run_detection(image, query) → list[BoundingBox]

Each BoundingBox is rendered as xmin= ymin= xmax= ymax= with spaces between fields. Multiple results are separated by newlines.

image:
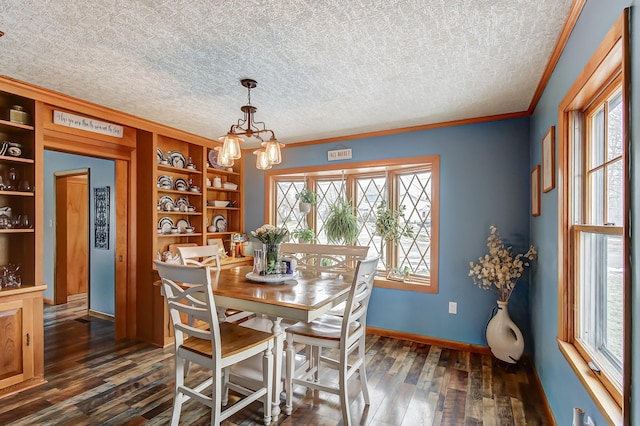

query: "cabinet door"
xmin=0 ymin=299 xmax=33 ymax=389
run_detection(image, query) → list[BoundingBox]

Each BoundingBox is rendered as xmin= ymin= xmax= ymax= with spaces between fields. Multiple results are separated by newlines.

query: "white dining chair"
xmin=177 ymin=245 xmax=253 ymax=324
xmin=284 ymin=256 xmax=378 ymax=425
xmin=177 ymin=244 xmax=221 ymax=267
xmin=154 ymin=261 xmax=275 ymax=426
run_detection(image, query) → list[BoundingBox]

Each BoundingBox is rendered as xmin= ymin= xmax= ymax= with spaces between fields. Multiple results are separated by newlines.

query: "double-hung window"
xmin=267 ymin=156 xmax=439 ymax=293
xmin=557 ymin=12 xmax=629 ymax=424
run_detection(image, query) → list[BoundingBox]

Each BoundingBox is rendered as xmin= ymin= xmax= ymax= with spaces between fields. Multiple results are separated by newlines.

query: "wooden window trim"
xmin=265 ymin=155 xmax=439 ymax=293
xmin=556 ymin=10 xmax=630 ymax=424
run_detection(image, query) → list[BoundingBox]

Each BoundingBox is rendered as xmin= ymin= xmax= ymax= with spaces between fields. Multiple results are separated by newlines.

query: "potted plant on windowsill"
xmin=375 ymin=200 xmax=414 ymax=275
xmin=325 ymin=198 xmax=359 ymax=245
xmin=291 ymin=227 xmax=316 ymax=243
xmin=296 ymin=188 xmax=317 ymax=214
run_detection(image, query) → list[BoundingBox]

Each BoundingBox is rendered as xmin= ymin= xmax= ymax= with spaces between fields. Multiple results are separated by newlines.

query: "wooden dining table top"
xmin=209 ymin=266 xmax=354 ymax=322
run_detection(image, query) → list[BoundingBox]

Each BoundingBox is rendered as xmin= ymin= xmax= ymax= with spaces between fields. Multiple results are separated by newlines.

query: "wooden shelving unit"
xmin=0 ymin=91 xmax=45 ymax=396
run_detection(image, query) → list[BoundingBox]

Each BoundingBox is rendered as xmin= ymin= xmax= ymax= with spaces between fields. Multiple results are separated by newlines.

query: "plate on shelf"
xmin=157 ymin=216 xmax=174 ymax=234
xmin=245 ymin=272 xmax=297 ymax=285
xmin=212 ymin=214 xmax=227 ymax=232
xmin=159 ymin=195 xmax=174 ymax=211
xmin=176 ymin=219 xmax=191 ymax=233
xmin=156 ymin=148 xmax=165 ymax=164
xmin=175 ymin=197 xmax=190 ymax=209
xmin=157 ymin=175 xmax=172 ymax=188
xmin=208 ymin=148 xmax=229 ymax=170
xmin=168 ymin=151 xmax=186 ymax=169
xmin=174 ymin=177 xmax=189 ymax=191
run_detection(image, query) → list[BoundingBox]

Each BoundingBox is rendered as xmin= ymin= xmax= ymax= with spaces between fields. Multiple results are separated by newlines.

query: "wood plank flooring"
xmin=1 ymin=298 xmax=553 ymax=425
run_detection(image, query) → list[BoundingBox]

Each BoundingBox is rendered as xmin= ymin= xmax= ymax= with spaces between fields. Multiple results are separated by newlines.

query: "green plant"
xmin=375 ymin=200 xmax=414 ymax=243
xmin=325 ymin=199 xmax=359 ymax=244
xmin=295 ymin=188 xmax=317 ymax=205
xmin=291 ymin=227 xmax=316 ymax=243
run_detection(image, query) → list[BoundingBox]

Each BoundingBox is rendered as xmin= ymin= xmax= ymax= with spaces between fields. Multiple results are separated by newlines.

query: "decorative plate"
xmin=157 ymin=216 xmax=174 ymax=233
xmin=245 ymin=272 xmax=297 ymax=285
xmin=168 ymin=151 xmax=186 ymax=169
xmin=208 ymin=148 xmax=228 ymax=170
xmin=174 ymin=177 xmax=189 ymax=191
xmin=159 ymin=195 xmax=174 ymax=211
xmin=175 ymin=197 xmax=189 ymax=209
xmin=176 ymin=219 xmax=191 ymax=233
xmin=157 ymin=175 xmax=172 ymax=188
xmin=212 ymin=214 xmax=227 ymax=232
xmin=156 ymin=148 xmax=165 ymax=164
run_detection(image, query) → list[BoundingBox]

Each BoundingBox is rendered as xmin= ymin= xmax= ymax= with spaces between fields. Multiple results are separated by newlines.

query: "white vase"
xmin=486 ymin=300 xmax=524 ymax=363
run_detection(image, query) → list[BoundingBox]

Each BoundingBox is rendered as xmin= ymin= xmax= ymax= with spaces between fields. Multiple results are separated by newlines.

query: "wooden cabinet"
xmin=0 ymin=286 xmax=46 ymax=396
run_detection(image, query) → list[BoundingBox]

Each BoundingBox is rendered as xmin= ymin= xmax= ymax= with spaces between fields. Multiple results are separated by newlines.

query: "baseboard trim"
xmin=528 ymin=355 xmax=557 ymax=425
xmin=89 ymin=310 xmax=115 ymax=322
xmin=43 ymin=297 xmax=54 ymax=305
xmin=366 ymin=326 xmax=492 ymax=356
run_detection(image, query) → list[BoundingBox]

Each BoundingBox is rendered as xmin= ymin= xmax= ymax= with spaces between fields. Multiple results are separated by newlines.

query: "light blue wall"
xmin=244 ymin=117 xmax=532 ymax=348
xmin=43 ymin=150 xmax=116 ymax=316
xmin=529 ymin=1 xmax=636 ymax=425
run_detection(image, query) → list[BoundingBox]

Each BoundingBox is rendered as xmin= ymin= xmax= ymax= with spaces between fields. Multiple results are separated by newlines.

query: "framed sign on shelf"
xmin=542 ymin=126 xmax=555 ymax=192
xmin=531 ymin=165 xmax=540 ymax=217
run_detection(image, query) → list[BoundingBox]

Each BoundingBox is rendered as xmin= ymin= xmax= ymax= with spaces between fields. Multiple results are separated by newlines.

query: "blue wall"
xmin=529 ymin=1 xmax=637 ymax=425
xmin=43 ymin=150 xmax=116 ymax=316
xmin=244 ymin=117 xmax=532 ymax=348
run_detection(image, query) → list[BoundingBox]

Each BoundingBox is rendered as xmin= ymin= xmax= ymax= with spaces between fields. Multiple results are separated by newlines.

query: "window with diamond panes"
xmin=275 ymin=180 xmax=307 ymax=233
xmin=396 ymin=169 xmax=432 ymax=277
xmin=315 ymin=179 xmax=343 ymax=245
xmin=270 ymin=161 xmax=437 ymax=283
xmin=354 ymin=175 xmax=386 ymax=270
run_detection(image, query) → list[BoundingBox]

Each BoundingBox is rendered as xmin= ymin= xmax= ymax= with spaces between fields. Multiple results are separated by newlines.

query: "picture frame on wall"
xmin=542 ymin=126 xmax=555 ymax=192
xmin=531 ymin=165 xmax=541 ymax=217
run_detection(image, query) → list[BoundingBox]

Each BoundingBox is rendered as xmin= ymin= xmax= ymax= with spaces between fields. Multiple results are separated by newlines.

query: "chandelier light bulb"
xmin=254 ymin=149 xmax=272 ymax=170
xmin=216 ymin=146 xmax=234 ymax=167
xmin=262 ymin=138 xmax=284 ymax=165
xmin=220 ymin=133 xmax=242 ymax=160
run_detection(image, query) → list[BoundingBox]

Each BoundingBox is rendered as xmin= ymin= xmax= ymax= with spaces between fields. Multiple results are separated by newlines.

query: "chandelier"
xmin=217 ymin=78 xmax=284 ymax=170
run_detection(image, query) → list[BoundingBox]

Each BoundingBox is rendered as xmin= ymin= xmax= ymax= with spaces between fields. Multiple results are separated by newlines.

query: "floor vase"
xmin=486 ymin=301 xmax=524 ymax=363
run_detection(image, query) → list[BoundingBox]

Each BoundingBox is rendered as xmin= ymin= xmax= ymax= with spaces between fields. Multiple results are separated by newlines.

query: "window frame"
xmin=556 ymin=11 xmax=630 ymax=425
xmin=264 ymin=155 xmax=440 ymax=293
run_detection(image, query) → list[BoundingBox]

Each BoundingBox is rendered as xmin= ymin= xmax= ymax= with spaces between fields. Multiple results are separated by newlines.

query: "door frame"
xmin=53 ymin=168 xmax=90 ymax=305
xmin=42 ymin=130 xmax=135 ymax=340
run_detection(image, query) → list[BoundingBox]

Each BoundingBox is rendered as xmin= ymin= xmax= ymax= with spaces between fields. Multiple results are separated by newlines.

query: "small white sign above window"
xmin=53 ymin=110 xmax=124 ymax=138
xmin=327 ymin=148 xmax=352 ymax=161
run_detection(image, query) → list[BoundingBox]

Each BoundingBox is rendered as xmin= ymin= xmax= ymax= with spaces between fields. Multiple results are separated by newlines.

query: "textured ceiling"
xmin=0 ymin=0 xmax=573 ymax=147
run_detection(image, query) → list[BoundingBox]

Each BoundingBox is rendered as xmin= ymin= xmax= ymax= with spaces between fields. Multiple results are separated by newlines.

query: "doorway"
xmin=54 ymin=170 xmax=89 ymax=306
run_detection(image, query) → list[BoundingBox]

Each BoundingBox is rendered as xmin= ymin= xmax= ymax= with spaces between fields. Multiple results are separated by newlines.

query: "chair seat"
xmin=285 ymin=314 xmax=362 ymax=341
xmin=182 ymin=322 xmax=274 ymax=359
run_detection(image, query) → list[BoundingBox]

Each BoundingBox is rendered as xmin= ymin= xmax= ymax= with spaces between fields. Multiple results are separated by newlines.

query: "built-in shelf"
xmin=157 ymin=164 xmax=202 ymax=174
xmin=0 ymin=119 xmax=34 ymax=132
xmin=0 ymin=156 xmax=34 ymax=164
xmin=0 ymin=228 xmax=34 ymax=233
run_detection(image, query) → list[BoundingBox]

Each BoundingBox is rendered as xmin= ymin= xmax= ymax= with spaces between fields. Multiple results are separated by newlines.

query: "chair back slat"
xmin=280 ymin=243 xmax=369 ymax=273
xmin=177 ymin=245 xmax=221 ymax=268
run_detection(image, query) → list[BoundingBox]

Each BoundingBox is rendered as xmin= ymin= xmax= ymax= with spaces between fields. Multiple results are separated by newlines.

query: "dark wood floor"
xmin=1 ymin=297 xmax=553 ymax=425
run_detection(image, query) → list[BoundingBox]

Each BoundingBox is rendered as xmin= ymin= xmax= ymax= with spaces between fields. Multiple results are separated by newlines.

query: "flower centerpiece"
xmin=251 ymin=224 xmax=289 ymax=274
xmin=468 ymin=225 xmax=537 ymax=301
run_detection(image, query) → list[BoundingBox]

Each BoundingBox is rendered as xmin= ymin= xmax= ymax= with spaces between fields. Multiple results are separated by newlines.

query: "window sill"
xmin=373 ymin=276 xmax=437 ymax=293
xmin=557 ymin=340 xmax=622 ymax=425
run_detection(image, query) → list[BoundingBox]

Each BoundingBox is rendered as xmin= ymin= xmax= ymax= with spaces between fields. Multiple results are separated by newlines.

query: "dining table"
xmin=208 ymin=265 xmax=355 ymax=419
